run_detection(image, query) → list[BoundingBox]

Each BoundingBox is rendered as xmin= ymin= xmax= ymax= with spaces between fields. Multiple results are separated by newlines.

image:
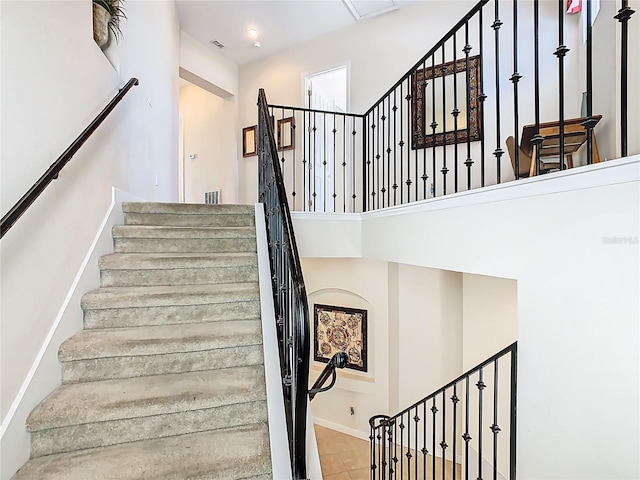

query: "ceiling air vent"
xmin=209 ymin=40 xmax=225 ymax=49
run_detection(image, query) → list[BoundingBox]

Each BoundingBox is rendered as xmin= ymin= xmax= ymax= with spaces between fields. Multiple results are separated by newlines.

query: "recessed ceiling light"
xmin=248 ymin=27 xmax=259 ymax=38
xmin=253 ymin=41 xmax=262 ymax=48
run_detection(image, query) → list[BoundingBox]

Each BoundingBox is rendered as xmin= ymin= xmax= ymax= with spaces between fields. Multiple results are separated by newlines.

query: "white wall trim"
xmin=255 ymin=203 xmax=294 ymax=480
xmin=362 ymin=156 xmax=640 ymax=220
xmin=291 ymin=157 xmax=639 ymax=227
xmin=0 ymin=189 xmax=116 ymax=440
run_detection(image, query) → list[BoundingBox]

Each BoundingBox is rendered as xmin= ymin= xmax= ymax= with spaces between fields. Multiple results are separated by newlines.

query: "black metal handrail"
xmin=257 ymin=88 xmax=310 ymax=480
xmin=308 ymin=351 xmax=349 ymax=400
xmin=0 ymin=78 xmax=139 ymax=239
xmin=369 ymin=342 xmax=517 ymax=480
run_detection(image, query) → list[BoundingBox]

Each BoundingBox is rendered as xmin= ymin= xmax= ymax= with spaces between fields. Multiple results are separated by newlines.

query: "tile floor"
xmin=314 ymin=424 xmax=461 ymax=480
xmin=314 ymin=424 xmax=370 ymax=480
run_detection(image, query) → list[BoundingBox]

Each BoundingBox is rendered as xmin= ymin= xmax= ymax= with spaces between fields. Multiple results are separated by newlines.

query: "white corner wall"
xmin=0 ymin=1 xmax=180 ymax=477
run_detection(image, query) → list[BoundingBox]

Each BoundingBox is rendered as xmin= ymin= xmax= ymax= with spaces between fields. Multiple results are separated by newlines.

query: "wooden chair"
xmin=506 ymin=136 xmax=561 ymax=178
xmin=509 ymin=116 xmax=602 ymax=178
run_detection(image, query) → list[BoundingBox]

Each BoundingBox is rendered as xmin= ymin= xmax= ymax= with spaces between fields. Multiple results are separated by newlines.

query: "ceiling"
xmin=175 ymin=0 xmax=407 ymax=65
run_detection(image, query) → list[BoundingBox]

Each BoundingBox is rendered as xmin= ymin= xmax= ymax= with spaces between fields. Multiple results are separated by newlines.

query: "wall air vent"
xmin=205 ymin=190 xmax=221 ymax=205
xmin=209 ymin=40 xmax=225 ymax=49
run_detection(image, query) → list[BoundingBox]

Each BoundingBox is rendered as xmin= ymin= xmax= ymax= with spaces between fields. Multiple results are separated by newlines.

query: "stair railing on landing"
xmin=0 ymin=78 xmax=139 ymax=239
xmin=369 ymin=342 xmax=517 ymax=480
xmin=264 ymin=0 xmax=635 ymax=213
xmin=257 ymin=88 xmax=311 ymax=479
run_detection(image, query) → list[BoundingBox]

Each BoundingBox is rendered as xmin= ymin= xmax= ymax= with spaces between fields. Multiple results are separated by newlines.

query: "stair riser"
xmin=61 ymin=345 xmax=265 ymax=383
xmin=29 ymin=401 xmax=268 ymax=458
xmin=100 ymin=266 xmax=258 ymax=287
xmin=83 ymin=302 xmax=261 ymax=328
xmin=124 ymin=213 xmax=255 ymax=228
xmin=114 ymin=237 xmax=257 ymax=254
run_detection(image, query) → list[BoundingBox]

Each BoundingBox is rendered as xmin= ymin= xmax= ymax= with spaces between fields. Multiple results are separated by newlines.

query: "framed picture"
xmin=411 ymin=55 xmax=481 ymax=149
xmin=243 ymin=125 xmax=257 ymax=157
xmin=314 ymin=304 xmax=367 ymax=372
xmin=277 ymin=117 xmax=295 ymax=151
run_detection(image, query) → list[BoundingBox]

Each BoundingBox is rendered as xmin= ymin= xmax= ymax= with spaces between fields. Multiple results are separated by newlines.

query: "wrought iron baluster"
xmin=399 ymin=82 xmax=404 ymax=204
xmin=313 ymin=111 xmax=317 ymax=211
xmin=431 ymin=397 xmax=437 ymax=480
xmin=477 ymin=368 xmax=485 ymax=480
xmin=464 ymin=21 xmax=474 ymax=189
xmin=511 ymin=0 xmax=522 ymax=179
xmin=441 ymin=45 xmax=448 ymax=195
xmin=372 ymin=108 xmax=377 ymax=209
xmin=393 ymin=90 xmax=398 ymax=206
xmin=431 ymin=55 xmax=437 ymax=197
xmin=491 ymin=359 xmax=500 ymax=480
xmin=387 ymin=96 xmax=392 ymax=207
xmin=441 ymin=389 xmax=447 ymax=480
xmin=509 ymin=346 xmax=518 ymax=480
xmin=382 ymin=100 xmax=387 ymax=208
xmin=422 ymin=58 xmax=429 ymax=199
xmin=464 ymin=376 xmax=471 ymax=480
xmin=479 ymin=6 xmax=487 ymax=186
xmin=452 ymin=384 xmax=459 ymax=480
xmin=453 ymin=32 xmax=459 ymax=194
xmin=555 ymin=0 xmax=569 ymax=171
xmin=342 ymin=115 xmax=346 ymax=212
xmin=362 ymin=115 xmax=368 ymax=212
xmin=400 ymin=413 xmax=405 ymax=479
xmin=584 ymin=0 xmax=596 ymax=164
xmin=492 ymin=0 xmax=504 ymax=183
xmin=332 ymin=113 xmax=337 ymax=212
xmin=615 ymin=0 xmax=635 ymax=157
xmin=405 ymin=84 xmax=412 ymax=204
xmin=323 ymin=113 xmax=327 ymax=212
xmin=422 ymin=402 xmax=428 ymax=480
xmin=352 ymin=117 xmax=357 ymax=212
xmin=414 ymin=406 xmax=419 ymax=480
xmin=532 ymin=0 xmax=543 ymax=176
xmin=376 ymin=104 xmax=381 ymax=209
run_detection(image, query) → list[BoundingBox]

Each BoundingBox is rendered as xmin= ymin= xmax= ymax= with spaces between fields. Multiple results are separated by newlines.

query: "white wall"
xmin=292 ymin=156 xmax=639 ymax=479
xmin=180 ymin=84 xmax=236 ymax=203
xmin=396 ymin=265 xmax=463 ymax=409
xmin=0 ymin=1 xmax=179 ymax=477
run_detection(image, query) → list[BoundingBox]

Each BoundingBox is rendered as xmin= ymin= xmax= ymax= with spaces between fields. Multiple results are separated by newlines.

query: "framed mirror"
xmin=411 ymin=55 xmax=481 ymax=149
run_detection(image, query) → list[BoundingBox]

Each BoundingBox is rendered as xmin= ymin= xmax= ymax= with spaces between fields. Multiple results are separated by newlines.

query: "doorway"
xmin=303 ymin=66 xmax=349 ymax=212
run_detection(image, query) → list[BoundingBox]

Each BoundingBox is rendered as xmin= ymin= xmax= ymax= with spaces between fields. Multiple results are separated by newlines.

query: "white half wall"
xmin=291 ymin=157 xmax=640 ymax=479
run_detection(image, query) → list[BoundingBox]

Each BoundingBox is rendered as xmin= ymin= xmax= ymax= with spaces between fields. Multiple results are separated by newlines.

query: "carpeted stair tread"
xmin=99 ymin=252 xmax=257 ymax=270
xmin=81 ymin=283 xmax=259 ymax=309
xmin=59 ymin=320 xmax=263 ymax=361
xmin=14 ymin=423 xmax=272 ymax=480
xmin=26 ymin=365 xmax=266 ymax=432
xmin=60 ymin=344 xmax=265 ymax=384
xmin=112 ymin=225 xmax=256 ymax=239
xmin=123 ymin=202 xmax=255 ymax=215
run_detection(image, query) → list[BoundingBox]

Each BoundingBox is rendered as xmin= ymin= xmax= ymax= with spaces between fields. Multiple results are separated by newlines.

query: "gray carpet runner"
xmin=14 ymin=202 xmax=272 ymax=480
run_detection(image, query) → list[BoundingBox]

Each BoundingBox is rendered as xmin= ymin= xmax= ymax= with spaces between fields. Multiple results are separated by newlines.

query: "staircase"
xmin=14 ymin=202 xmax=273 ymax=480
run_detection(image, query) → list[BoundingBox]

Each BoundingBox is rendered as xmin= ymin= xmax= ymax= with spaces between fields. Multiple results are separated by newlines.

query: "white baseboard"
xmin=312 ymin=417 xmax=371 ymax=442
